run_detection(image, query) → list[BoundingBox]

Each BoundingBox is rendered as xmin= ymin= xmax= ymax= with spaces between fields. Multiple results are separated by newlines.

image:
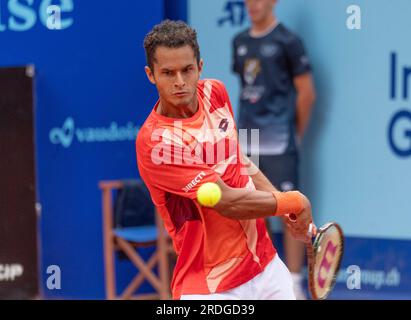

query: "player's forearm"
xmin=212 ymin=156 xmax=308 ymax=220
xmin=213 ymin=183 xmax=308 ymax=221
xmin=214 ymin=158 xmax=279 ymax=219
xmin=214 ymin=186 xmax=277 ymax=220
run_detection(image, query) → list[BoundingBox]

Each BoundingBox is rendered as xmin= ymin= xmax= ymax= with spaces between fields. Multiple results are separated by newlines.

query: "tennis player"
xmin=136 ymin=20 xmax=315 ymax=300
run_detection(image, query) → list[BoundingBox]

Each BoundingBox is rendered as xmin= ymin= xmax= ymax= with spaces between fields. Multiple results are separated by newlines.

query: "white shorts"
xmin=180 ymin=254 xmax=296 ymax=300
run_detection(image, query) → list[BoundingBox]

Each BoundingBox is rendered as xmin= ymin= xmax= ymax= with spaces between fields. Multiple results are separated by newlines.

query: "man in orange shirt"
xmin=136 ymin=20 xmax=315 ymax=300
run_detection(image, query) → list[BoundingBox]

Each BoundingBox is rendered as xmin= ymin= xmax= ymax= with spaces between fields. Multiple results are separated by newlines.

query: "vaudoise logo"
xmin=49 ymin=117 xmax=139 ymax=148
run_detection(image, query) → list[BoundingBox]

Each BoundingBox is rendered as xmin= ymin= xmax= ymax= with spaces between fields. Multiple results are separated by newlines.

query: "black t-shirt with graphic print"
xmin=232 ymin=23 xmax=311 ymax=156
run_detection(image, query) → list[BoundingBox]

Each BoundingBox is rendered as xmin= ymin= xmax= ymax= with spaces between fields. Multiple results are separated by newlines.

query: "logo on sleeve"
xmin=218 ymin=119 xmax=229 ymax=132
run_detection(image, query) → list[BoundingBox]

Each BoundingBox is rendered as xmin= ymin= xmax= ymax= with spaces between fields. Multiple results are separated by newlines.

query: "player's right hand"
xmin=284 ymin=193 xmax=316 ymax=243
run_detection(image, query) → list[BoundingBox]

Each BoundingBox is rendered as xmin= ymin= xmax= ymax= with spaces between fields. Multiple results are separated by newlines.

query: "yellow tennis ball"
xmin=197 ymin=182 xmax=222 ymax=207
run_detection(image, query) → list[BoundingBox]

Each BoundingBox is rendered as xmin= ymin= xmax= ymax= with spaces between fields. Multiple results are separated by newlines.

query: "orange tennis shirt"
xmin=136 ymin=79 xmax=276 ymax=299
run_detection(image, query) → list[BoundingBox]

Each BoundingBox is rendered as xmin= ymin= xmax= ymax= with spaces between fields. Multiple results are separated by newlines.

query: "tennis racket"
xmin=306 ymin=222 xmax=344 ymax=300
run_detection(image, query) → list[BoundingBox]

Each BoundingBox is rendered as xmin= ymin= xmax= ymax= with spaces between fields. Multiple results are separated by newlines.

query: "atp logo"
xmin=217 ymin=0 xmax=246 ymax=27
xmin=317 ymin=240 xmax=338 ymax=288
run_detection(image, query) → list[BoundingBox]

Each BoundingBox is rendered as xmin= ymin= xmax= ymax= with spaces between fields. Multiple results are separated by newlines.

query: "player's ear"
xmin=145 ymin=66 xmax=156 ymax=84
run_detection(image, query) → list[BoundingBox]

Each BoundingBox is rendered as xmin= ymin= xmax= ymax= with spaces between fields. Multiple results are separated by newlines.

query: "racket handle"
xmin=308 ymin=223 xmax=317 ymax=238
xmin=308 ymin=223 xmax=314 ymax=237
xmin=286 ymin=216 xmax=317 ymax=234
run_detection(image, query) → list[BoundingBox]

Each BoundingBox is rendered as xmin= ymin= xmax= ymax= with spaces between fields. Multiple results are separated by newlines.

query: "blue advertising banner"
xmin=0 ymin=0 xmax=163 ymax=298
xmin=189 ymin=0 xmax=411 ymax=298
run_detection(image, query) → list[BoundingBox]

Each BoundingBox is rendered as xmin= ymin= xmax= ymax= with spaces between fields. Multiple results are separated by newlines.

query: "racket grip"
xmin=308 ymin=223 xmax=317 ymax=238
xmin=308 ymin=223 xmax=314 ymax=237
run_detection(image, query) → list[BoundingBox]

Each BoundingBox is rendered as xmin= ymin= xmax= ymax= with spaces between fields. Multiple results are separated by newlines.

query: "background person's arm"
xmin=294 ymin=73 xmax=316 ymax=141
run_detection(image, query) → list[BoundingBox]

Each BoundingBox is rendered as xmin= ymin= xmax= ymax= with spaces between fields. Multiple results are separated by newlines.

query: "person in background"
xmin=232 ymin=0 xmax=316 ymax=299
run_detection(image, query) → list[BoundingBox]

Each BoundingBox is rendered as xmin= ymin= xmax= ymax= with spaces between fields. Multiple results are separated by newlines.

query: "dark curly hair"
xmin=143 ymin=20 xmax=201 ymax=71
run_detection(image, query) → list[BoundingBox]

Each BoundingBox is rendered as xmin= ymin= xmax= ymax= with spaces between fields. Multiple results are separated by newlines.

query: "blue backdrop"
xmin=1 ymin=0 xmax=163 ymax=298
xmin=2 ymin=0 xmax=410 ymax=299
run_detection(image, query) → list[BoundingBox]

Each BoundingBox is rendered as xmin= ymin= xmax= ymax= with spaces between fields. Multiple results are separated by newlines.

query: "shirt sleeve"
xmin=137 ymin=137 xmax=219 ymax=202
xmin=284 ymin=36 xmax=311 ymax=77
xmin=211 ymin=79 xmax=236 ymax=120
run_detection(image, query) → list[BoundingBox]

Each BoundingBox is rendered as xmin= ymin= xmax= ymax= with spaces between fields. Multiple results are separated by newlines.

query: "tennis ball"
xmin=197 ymin=182 xmax=222 ymax=207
